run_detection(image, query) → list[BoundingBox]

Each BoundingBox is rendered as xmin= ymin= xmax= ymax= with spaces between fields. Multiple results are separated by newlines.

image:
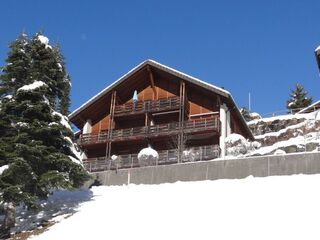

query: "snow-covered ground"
xmin=224 ymin=111 xmax=320 ymax=158
xmin=30 ymin=174 xmax=320 ymax=240
xmin=2 ymin=189 xmax=93 ymax=235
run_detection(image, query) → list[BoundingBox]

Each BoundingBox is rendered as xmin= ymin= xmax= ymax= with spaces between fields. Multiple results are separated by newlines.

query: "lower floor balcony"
xmin=79 ymin=117 xmax=220 ymax=146
xmin=83 ymin=145 xmax=220 ymax=172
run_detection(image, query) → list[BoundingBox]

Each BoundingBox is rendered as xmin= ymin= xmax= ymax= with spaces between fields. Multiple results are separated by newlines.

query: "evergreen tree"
xmin=27 ymin=33 xmax=60 ymax=109
xmin=286 ymin=83 xmax=312 ymax=113
xmin=0 ymin=33 xmax=89 ymax=237
xmin=59 ymin=74 xmax=71 ymax=115
xmin=240 ymin=107 xmax=252 ymax=122
xmin=0 ymin=33 xmax=30 ymax=96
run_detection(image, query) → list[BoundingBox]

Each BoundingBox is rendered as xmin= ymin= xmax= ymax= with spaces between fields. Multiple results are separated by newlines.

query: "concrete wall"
xmin=86 ymin=152 xmax=320 ymax=187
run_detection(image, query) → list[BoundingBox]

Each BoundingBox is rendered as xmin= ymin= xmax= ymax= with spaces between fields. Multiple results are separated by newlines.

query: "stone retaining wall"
xmin=86 ymin=152 xmax=320 ymax=187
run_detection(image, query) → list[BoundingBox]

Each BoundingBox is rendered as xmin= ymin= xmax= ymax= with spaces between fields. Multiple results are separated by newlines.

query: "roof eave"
xmin=228 ymin=95 xmax=255 ymax=141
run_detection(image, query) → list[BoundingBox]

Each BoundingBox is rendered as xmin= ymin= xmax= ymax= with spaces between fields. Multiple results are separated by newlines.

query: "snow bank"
xmin=17 ymin=81 xmax=47 ymax=92
xmin=8 ymin=189 xmax=93 ymax=234
xmin=250 ymin=112 xmax=261 ymax=119
xmin=30 ymin=174 xmax=320 ymax=240
xmin=0 ymin=165 xmax=9 ymax=175
xmin=138 ymin=147 xmax=159 ymax=166
xmin=248 ymin=111 xmax=318 ymax=125
xmin=225 ymin=133 xmax=260 ymax=157
xmin=225 ymin=133 xmax=246 ymax=145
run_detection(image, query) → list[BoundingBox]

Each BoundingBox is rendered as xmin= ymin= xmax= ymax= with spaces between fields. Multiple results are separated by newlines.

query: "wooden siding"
xmin=90 ymin=81 xmax=221 ymax=135
xmin=92 ymin=115 xmax=111 ymax=134
xmin=126 ymin=86 xmax=175 ymax=102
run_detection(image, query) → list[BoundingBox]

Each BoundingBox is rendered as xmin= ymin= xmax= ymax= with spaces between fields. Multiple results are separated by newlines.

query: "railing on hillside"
xmin=79 ymin=116 xmax=220 ymax=146
xmin=114 ymin=97 xmax=182 ymax=117
xmin=83 ymin=145 xmax=220 ymax=172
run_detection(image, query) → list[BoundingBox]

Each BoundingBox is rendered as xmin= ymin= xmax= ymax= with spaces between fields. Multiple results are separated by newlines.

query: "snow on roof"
xmin=148 ymin=60 xmax=230 ymax=96
xmin=69 ymin=60 xmax=230 ymax=119
xmin=37 ymin=35 xmax=52 ymax=49
xmin=17 ymin=81 xmax=47 ymax=92
xmin=297 ymin=100 xmax=320 ymax=114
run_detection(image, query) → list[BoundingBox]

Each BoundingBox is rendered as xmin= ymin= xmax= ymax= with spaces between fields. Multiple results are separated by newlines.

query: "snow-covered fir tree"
xmin=286 ymin=83 xmax=312 ymax=113
xmin=240 ymin=107 xmax=254 ymax=121
xmin=27 ymin=33 xmax=68 ymax=111
xmin=0 ymin=33 xmax=30 ymax=96
xmin=0 ymin=32 xmax=89 ymax=237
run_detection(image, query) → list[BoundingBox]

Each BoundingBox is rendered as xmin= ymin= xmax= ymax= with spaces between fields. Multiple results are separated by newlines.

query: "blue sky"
xmin=1 ymin=0 xmax=320 ymax=116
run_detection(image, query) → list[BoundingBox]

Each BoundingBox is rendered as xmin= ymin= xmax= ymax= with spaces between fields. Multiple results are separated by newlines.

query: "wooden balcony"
xmin=83 ymin=145 xmax=220 ymax=172
xmin=114 ymin=97 xmax=182 ymax=117
xmin=79 ymin=116 xmax=220 ymax=146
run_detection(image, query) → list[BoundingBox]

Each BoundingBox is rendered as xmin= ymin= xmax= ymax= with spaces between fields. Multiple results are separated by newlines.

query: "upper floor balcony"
xmin=114 ymin=96 xmax=186 ymax=118
xmin=79 ymin=116 xmax=220 ymax=146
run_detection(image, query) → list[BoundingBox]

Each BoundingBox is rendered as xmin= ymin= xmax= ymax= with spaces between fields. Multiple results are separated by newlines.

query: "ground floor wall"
xmin=85 ymin=152 xmax=320 ymax=186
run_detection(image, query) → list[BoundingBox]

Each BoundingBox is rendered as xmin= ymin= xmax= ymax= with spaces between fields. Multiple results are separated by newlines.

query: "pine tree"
xmin=0 ymin=33 xmax=89 ymax=237
xmin=240 ymin=107 xmax=252 ymax=122
xmin=27 ymin=33 xmax=60 ymax=109
xmin=59 ymin=74 xmax=71 ymax=115
xmin=0 ymin=33 xmax=30 ymax=96
xmin=286 ymin=83 xmax=312 ymax=113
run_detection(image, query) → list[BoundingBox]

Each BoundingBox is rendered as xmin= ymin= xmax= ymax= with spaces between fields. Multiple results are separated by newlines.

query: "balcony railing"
xmin=79 ymin=116 xmax=220 ymax=146
xmin=114 ymin=97 xmax=181 ymax=117
xmin=83 ymin=145 xmax=220 ymax=172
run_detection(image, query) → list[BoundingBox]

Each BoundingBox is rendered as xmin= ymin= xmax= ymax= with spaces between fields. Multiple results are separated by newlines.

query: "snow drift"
xmin=30 ymin=174 xmax=320 ymax=240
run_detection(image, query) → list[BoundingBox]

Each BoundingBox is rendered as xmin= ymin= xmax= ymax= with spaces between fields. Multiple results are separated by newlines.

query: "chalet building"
xmin=69 ymin=60 xmax=254 ymax=171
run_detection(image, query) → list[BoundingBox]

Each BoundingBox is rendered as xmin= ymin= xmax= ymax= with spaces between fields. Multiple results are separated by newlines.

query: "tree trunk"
xmin=0 ymin=202 xmax=16 ymax=239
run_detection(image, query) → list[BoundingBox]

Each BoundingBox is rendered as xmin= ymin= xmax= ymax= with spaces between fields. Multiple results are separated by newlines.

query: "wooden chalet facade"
xmin=69 ymin=60 xmax=254 ymax=172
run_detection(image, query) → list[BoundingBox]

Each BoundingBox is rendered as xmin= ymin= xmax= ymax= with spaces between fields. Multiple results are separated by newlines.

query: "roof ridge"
xmin=69 ymin=59 xmax=230 ymax=119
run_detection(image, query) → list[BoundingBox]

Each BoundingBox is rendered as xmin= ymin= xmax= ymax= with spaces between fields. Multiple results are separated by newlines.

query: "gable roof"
xmin=69 ymin=59 xmax=254 ymax=140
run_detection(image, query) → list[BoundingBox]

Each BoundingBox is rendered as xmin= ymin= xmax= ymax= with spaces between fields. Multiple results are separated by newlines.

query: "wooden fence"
xmin=114 ymin=97 xmax=182 ymax=117
xmin=79 ymin=117 xmax=220 ymax=146
xmin=83 ymin=145 xmax=221 ymax=172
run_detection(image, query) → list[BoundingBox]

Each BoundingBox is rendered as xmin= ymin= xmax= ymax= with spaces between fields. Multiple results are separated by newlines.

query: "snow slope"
xmin=31 ymin=174 xmax=320 ymax=240
xmin=225 ymin=111 xmax=320 ymax=157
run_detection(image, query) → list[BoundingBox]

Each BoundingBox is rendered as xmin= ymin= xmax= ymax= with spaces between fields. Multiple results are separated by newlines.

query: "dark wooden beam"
xmin=147 ymin=66 xmax=157 ymax=100
xmin=106 ymin=91 xmax=116 ymax=158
